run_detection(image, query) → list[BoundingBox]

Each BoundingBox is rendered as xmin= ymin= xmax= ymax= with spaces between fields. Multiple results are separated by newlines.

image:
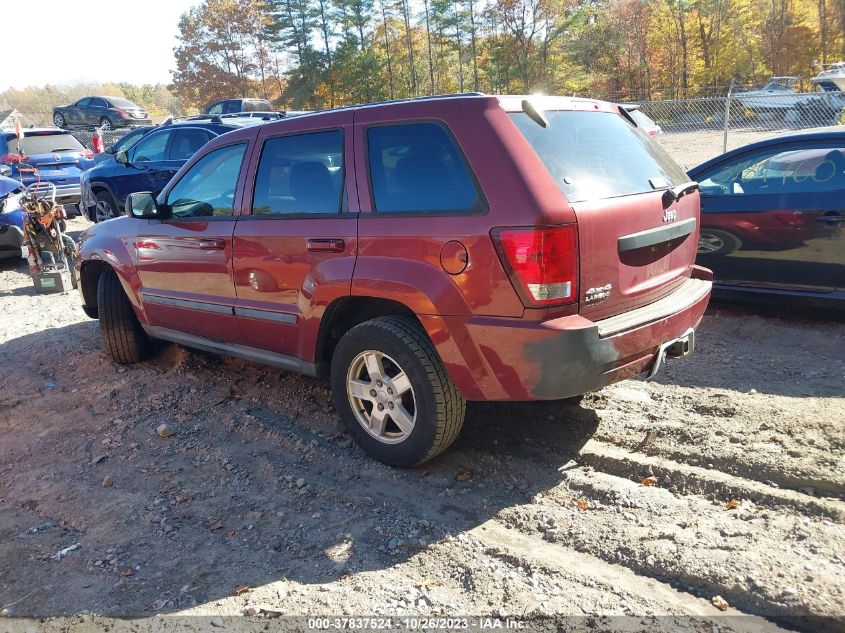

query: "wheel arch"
xmin=79 ymin=259 xmax=113 ymax=317
xmin=314 ymin=296 xmax=424 ymax=378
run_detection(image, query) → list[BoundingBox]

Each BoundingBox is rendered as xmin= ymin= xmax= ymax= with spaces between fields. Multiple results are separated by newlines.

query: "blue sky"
xmin=3 ymin=0 xmax=201 ymax=89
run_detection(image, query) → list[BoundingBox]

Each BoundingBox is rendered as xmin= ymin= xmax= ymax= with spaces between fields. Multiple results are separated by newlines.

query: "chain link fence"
xmin=67 ymin=126 xmax=151 ymax=152
xmin=632 ymin=90 xmax=845 ymax=169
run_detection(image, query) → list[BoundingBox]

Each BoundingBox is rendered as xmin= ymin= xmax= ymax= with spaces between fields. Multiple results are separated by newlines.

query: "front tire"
xmin=94 ymin=190 xmax=118 ymax=223
xmin=53 ymin=112 xmax=66 ymax=128
xmin=331 ymin=316 xmax=466 ymax=467
xmin=97 ymin=270 xmax=151 ymax=364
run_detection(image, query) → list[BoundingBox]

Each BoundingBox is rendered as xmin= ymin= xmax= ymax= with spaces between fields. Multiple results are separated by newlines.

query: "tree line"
xmin=171 ymin=0 xmax=845 ymax=110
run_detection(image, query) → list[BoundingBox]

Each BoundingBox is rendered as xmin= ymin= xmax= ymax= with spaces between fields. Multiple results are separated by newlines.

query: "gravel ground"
xmin=1 ymin=218 xmax=843 ymax=632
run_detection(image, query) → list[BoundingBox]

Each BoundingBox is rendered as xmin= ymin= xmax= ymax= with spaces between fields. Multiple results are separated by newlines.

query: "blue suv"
xmin=80 ymin=119 xmax=264 ymax=222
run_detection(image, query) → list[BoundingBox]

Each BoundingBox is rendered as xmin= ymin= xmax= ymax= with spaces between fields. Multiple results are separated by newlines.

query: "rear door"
xmin=232 ymin=110 xmax=357 ymax=359
xmin=134 ymin=141 xmax=250 ymax=341
xmin=509 ymin=106 xmax=699 ymax=320
xmin=693 ymin=141 xmax=845 ymax=293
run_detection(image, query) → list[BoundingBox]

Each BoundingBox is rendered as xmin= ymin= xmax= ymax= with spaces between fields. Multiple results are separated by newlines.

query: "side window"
xmin=166 ymin=143 xmax=247 ymax=218
xmin=367 ymin=122 xmax=481 ymax=213
xmin=207 ymin=102 xmax=224 ymax=115
xmin=169 ymin=129 xmax=213 ymax=161
xmin=699 ymin=145 xmax=845 ymax=196
xmin=252 ymin=130 xmax=344 ymax=215
xmin=76 ymin=98 xmax=91 ymax=108
xmin=223 ymin=101 xmax=242 ymax=114
xmin=91 ymin=98 xmax=108 ymax=108
xmin=131 ymin=130 xmax=171 ymax=163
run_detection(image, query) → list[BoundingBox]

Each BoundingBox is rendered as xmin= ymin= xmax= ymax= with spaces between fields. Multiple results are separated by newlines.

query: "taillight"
xmin=492 ymin=225 xmax=579 ymax=307
xmin=117 ymin=109 xmax=128 ymax=118
xmin=81 ymin=148 xmax=95 ymax=159
xmin=1 ymin=153 xmax=24 ymax=164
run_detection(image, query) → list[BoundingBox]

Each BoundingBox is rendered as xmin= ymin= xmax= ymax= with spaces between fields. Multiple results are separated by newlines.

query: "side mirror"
xmin=126 ymin=192 xmax=169 ymax=219
xmin=115 ymin=150 xmax=129 ymax=165
xmin=0 ymin=165 xmax=11 ymax=177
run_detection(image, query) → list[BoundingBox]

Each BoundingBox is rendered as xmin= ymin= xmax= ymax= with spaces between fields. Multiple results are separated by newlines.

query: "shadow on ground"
xmin=0 ymin=320 xmax=599 ymax=616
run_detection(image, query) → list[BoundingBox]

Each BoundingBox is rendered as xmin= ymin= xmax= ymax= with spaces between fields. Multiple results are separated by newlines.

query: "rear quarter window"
xmin=367 ymin=122 xmax=482 ymax=213
xmin=509 ymin=110 xmax=687 ymax=203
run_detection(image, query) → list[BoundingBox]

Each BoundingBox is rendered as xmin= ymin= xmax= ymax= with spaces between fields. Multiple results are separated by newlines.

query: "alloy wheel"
xmin=346 ymin=350 xmax=416 ymax=444
xmin=697 ymin=234 xmax=725 ymax=254
xmin=95 ymin=199 xmax=116 ymax=223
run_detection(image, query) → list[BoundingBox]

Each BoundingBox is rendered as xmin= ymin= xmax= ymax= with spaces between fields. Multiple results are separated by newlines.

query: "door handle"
xmin=198 ymin=238 xmax=226 ymax=250
xmin=307 ymin=238 xmax=345 ymax=252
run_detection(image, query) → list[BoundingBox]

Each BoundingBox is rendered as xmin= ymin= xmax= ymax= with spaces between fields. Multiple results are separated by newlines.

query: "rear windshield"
xmin=509 ymin=110 xmax=687 ymax=203
xmin=17 ymin=133 xmax=84 ymax=155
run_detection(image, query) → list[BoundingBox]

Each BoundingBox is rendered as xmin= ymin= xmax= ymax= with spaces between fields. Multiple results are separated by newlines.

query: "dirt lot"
xmin=1 ymin=218 xmax=843 ymax=632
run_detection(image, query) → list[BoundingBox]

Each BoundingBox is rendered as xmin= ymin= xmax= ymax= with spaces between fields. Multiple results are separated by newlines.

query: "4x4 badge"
xmin=585 ymin=284 xmax=612 ymax=304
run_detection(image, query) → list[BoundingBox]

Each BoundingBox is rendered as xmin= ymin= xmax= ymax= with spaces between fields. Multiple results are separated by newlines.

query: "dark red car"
xmin=75 ymin=94 xmax=711 ymax=466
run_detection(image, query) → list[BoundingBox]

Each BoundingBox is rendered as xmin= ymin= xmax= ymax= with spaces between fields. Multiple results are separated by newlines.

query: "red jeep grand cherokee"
xmin=76 ymin=94 xmax=712 ymax=466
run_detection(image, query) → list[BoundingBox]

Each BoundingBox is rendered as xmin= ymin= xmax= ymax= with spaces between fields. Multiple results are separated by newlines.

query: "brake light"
xmin=1 ymin=153 xmax=24 ymax=164
xmin=117 ymin=109 xmax=128 ymax=118
xmin=492 ymin=225 xmax=579 ymax=306
xmin=81 ymin=148 xmax=95 ymax=159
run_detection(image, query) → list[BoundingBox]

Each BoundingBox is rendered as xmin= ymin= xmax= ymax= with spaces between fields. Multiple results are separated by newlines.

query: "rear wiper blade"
xmin=661 ymin=181 xmax=699 ymax=206
xmin=50 ymin=148 xmax=76 ymax=152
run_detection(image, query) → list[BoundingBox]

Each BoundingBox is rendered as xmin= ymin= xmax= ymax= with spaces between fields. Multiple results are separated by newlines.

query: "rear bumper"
xmin=54 ymin=184 xmax=82 ymax=204
xmin=427 ymin=266 xmax=713 ymax=401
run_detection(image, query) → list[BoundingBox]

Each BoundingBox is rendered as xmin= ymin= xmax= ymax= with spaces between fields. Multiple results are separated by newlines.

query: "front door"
xmin=134 ymin=141 xmax=250 ymax=342
xmin=232 ymin=111 xmax=357 ymax=360
xmin=110 ymin=128 xmax=175 ymax=206
xmin=696 ymin=141 xmax=845 ymax=293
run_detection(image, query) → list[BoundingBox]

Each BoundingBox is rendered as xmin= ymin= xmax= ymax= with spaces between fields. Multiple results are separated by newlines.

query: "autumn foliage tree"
xmin=171 ymin=0 xmax=845 ymax=110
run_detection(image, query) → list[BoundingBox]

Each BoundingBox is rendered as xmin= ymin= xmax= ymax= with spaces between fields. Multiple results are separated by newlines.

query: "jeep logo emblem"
xmin=663 ymin=209 xmax=677 ymax=222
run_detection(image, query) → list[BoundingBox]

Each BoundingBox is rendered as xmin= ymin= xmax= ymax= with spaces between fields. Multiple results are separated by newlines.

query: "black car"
xmin=202 ymin=98 xmax=274 ymax=115
xmin=79 ymin=119 xmax=264 ymax=223
xmin=53 ymin=96 xmax=152 ymax=131
xmin=690 ymin=129 xmax=845 ymax=307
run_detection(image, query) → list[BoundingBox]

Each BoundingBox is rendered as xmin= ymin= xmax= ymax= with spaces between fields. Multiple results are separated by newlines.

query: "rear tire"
xmin=99 ymin=117 xmax=113 ymax=131
xmin=331 ymin=316 xmax=466 ymax=467
xmin=97 ymin=269 xmax=151 ymax=364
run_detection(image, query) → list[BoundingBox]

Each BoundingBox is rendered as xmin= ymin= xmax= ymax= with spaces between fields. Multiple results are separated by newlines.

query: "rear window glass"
xmin=367 ymin=122 xmax=481 ymax=213
xmin=509 ymin=110 xmax=687 ymax=203
xmin=18 ymin=133 xmax=84 ymax=155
